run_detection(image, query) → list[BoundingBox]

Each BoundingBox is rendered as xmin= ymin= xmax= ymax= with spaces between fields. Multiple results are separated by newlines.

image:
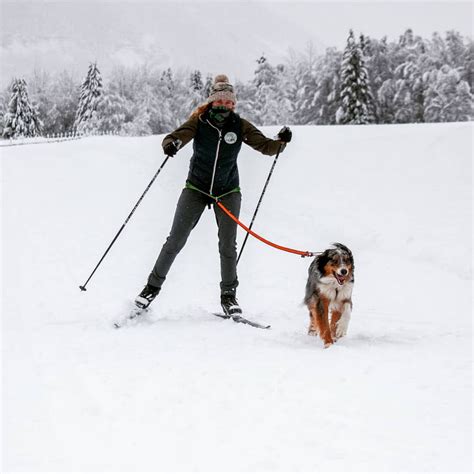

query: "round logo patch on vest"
xmin=224 ymin=132 xmax=238 ymax=144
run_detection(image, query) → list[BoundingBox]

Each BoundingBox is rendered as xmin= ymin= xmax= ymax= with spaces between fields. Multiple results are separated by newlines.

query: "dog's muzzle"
xmin=334 ymin=271 xmax=347 ymax=285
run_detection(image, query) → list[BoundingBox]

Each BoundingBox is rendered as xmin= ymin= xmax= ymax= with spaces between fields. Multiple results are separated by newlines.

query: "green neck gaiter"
xmin=209 ymin=106 xmax=231 ymax=125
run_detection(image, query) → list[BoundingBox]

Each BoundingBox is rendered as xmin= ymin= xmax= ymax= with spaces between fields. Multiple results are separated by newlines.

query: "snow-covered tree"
xmin=463 ymin=38 xmax=474 ymax=91
xmin=392 ymin=59 xmax=425 ymax=123
xmin=74 ymin=62 xmax=103 ymax=132
xmin=203 ymin=73 xmax=213 ymax=98
xmin=441 ymin=30 xmax=472 ymax=91
xmin=0 ymin=91 xmax=8 ymax=136
xmin=361 ymin=35 xmax=393 ymax=122
xmin=288 ymin=44 xmax=342 ymax=125
xmin=95 ymin=87 xmax=127 ymax=133
xmin=190 ymin=70 xmax=203 ymax=92
xmin=249 ymin=55 xmax=278 ymax=125
xmin=290 ymin=44 xmax=319 ymax=125
xmin=3 ymin=78 xmax=42 ymax=138
xmin=187 ymin=70 xmax=206 ymax=109
xmin=424 ymin=65 xmax=473 ymax=122
xmin=377 ymin=78 xmax=397 ymax=124
xmin=242 ymin=54 xmax=291 ymax=125
xmin=445 ymin=30 xmax=467 ymax=70
xmin=52 ymin=71 xmax=80 ymax=133
xmin=2 ymin=27 xmax=471 ymax=136
xmin=429 ymin=32 xmax=448 ymax=69
xmin=336 ymin=30 xmax=374 ymax=124
xmin=386 ymin=29 xmax=430 ymax=123
xmin=121 ymin=108 xmax=152 ymax=136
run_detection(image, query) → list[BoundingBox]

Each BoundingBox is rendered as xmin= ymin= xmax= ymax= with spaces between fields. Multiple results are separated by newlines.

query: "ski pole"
xmin=79 ymin=154 xmax=171 ymax=291
xmin=237 ymin=143 xmax=283 ymax=265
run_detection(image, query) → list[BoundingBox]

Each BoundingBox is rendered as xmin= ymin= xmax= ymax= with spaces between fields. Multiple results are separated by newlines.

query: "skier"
xmin=135 ymin=74 xmax=292 ymax=317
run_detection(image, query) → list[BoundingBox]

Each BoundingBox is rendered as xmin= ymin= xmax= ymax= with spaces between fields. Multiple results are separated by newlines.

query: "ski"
xmin=114 ymin=307 xmax=270 ymax=329
xmin=212 ymin=312 xmax=271 ymax=329
xmin=113 ymin=306 xmax=148 ymax=328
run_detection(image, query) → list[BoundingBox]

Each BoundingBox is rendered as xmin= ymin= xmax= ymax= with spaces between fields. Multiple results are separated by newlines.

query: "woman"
xmin=135 ymin=74 xmax=292 ymax=317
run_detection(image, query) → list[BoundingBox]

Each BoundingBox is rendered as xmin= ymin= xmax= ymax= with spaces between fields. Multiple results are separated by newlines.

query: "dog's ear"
xmin=316 ymin=250 xmax=330 ymax=277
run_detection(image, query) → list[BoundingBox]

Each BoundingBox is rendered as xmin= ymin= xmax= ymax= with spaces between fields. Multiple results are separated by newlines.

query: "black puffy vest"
xmin=187 ymin=111 xmax=243 ymax=196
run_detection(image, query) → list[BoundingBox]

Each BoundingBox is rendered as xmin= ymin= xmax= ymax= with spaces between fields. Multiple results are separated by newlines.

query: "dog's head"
xmin=316 ymin=243 xmax=354 ymax=286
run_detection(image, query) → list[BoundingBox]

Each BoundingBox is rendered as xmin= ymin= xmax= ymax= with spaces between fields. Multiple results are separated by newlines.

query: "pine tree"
xmin=188 ymin=70 xmax=205 ymax=109
xmin=203 ymin=73 xmax=213 ymax=98
xmin=190 ymin=70 xmax=204 ymax=92
xmin=3 ymin=78 xmax=42 ymax=138
xmin=74 ymin=62 xmax=103 ymax=132
xmin=336 ymin=30 xmax=373 ymax=124
xmin=360 ymin=35 xmax=393 ymax=122
xmin=359 ymin=34 xmax=377 ymax=121
xmin=248 ymin=54 xmax=290 ymax=125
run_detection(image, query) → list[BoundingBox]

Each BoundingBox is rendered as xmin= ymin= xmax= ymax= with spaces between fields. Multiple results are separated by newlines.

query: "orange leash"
xmin=216 ymin=201 xmax=317 ymax=258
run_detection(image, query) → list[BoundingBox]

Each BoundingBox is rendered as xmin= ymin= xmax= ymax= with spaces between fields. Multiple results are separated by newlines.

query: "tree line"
xmin=1 ymin=28 xmax=472 ymax=138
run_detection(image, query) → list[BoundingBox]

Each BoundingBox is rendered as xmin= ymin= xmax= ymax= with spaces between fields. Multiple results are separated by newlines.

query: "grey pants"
xmin=148 ymin=188 xmax=241 ymax=295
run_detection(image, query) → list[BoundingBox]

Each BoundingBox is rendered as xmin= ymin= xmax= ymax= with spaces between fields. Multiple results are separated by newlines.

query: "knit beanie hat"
xmin=207 ymin=74 xmax=237 ymax=104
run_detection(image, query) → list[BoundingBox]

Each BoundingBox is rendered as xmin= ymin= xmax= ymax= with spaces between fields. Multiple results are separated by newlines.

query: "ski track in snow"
xmin=2 ymin=123 xmax=472 ymax=471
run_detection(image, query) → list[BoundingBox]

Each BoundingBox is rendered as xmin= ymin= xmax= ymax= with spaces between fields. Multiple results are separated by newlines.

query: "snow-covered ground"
xmin=2 ymin=122 xmax=472 ymax=472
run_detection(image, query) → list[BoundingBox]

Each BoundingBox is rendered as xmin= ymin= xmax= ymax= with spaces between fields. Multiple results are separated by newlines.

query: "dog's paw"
xmin=308 ymin=329 xmax=318 ymax=337
xmin=324 ymin=341 xmax=334 ymax=349
xmin=335 ymin=317 xmax=350 ymax=338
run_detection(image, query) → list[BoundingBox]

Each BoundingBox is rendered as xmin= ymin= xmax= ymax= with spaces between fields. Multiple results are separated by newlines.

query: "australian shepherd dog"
xmin=304 ymin=243 xmax=354 ymax=348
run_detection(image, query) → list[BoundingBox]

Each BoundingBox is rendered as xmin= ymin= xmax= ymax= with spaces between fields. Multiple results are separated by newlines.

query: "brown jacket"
xmin=162 ymin=111 xmax=285 ymax=195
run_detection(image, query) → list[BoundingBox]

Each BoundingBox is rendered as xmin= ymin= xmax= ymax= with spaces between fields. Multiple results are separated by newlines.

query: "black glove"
xmin=163 ymin=139 xmax=182 ymax=157
xmin=277 ymin=126 xmax=292 ymax=143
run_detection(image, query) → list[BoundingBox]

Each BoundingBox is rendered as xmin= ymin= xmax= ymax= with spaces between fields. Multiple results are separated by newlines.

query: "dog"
xmin=304 ymin=243 xmax=354 ymax=348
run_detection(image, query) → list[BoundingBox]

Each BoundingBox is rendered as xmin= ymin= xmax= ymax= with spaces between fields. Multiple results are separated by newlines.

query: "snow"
xmin=2 ymin=122 xmax=472 ymax=472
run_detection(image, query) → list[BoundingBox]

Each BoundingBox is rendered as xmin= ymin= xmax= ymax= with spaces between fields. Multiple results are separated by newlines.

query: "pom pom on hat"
xmin=207 ymin=74 xmax=237 ymax=104
xmin=214 ymin=74 xmax=230 ymax=83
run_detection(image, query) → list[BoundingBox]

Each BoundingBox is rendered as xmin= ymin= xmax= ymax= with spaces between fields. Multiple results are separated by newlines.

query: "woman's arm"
xmin=162 ymin=116 xmax=199 ymax=151
xmin=241 ymin=118 xmax=286 ymax=156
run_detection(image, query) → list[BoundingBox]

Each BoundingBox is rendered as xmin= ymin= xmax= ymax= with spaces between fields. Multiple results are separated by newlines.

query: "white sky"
xmin=1 ymin=0 xmax=472 ymax=87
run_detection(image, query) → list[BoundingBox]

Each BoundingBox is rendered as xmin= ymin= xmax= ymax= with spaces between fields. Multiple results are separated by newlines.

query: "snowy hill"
xmin=2 ymin=123 xmax=472 ymax=471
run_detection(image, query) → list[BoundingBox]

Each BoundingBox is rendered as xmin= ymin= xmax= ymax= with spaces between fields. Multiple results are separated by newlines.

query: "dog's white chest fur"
xmin=319 ymin=277 xmax=353 ymax=303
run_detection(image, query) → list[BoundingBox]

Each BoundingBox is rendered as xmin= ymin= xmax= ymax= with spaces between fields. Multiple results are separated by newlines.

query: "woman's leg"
xmin=148 ymin=189 xmax=208 ymax=288
xmin=213 ymin=192 xmax=242 ymax=295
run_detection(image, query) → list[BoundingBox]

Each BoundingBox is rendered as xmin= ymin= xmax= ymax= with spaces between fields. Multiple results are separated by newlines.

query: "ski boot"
xmin=220 ymin=293 xmax=242 ymax=318
xmin=135 ymin=283 xmax=160 ymax=309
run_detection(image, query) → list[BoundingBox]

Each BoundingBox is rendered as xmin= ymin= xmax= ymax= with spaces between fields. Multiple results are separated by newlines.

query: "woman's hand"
xmin=277 ymin=126 xmax=292 ymax=143
xmin=163 ymin=139 xmax=182 ymax=157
